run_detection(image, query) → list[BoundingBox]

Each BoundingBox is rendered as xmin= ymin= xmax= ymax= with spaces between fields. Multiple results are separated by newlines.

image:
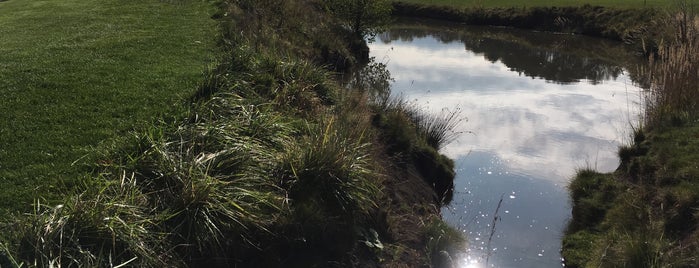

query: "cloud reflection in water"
xmin=368 ymin=21 xmax=644 ymax=268
xmin=370 ymin=38 xmax=642 ymax=183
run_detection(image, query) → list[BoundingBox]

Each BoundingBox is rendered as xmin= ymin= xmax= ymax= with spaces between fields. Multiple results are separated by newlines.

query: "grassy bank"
xmin=562 ymin=6 xmax=699 ymax=268
xmin=0 ymin=0 xmax=462 ymax=266
xmin=564 ymin=121 xmax=699 ymax=267
xmin=391 ymin=1 xmax=664 ymax=45
xmin=0 ymin=0 xmax=219 ymax=214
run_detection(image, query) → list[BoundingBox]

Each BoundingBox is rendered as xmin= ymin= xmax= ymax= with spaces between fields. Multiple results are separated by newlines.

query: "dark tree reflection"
xmin=348 ymin=57 xmax=393 ymax=102
xmin=377 ymin=19 xmax=644 ymax=85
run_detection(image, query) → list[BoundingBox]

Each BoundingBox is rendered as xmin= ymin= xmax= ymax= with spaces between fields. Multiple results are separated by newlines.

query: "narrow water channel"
xmin=368 ymin=19 xmax=644 ymax=268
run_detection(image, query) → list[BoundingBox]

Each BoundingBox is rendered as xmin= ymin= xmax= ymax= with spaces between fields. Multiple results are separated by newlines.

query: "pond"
xmin=367 ymin=19 xmax=645 ymax=268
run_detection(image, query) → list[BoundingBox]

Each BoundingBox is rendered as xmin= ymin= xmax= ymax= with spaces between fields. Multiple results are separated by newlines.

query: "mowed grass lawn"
xmin=398 ymin=0 xmax=699 ymax=8
xmin=0 ymin=0 xmax=218 ymax=214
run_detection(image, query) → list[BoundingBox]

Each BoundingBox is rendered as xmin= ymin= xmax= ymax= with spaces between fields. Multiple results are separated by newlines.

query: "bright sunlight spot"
xmin=462 ymin=262 xmax=483 ymax=268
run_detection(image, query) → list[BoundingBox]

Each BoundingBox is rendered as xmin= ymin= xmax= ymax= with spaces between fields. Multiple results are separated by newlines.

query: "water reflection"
xmin=445 ymin=151 xmax=570 ymax=267
xmin=378 ymin=19 xmax=641 ymax=85
xmin=368 ymin=19 xmax=644 ymax=268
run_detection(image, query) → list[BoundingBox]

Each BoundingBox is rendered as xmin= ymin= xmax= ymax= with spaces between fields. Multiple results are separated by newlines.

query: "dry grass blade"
xmin=644 ymin=1 xmax=699 ymax=124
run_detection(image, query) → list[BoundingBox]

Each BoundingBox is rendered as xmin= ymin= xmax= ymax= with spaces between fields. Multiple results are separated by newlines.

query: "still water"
xmin=368 ymin=19 xmax=644 ymax=267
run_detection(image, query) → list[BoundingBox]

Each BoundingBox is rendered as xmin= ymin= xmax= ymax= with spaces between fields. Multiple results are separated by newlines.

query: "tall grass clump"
xmin=4 ymin=174 xmax=173 ymax=267
xmin=120 ymin=94 xmax=293 ymax=260
xmin=271 ymin=117 xmax=384 ymax=264
xmin=2 ymin=90 xmax=295 ymax=265
xmin=372 ymin=97 xmax=459 ymax=204
xmin=412 ymin=107 xmax=464 ymax=151
xmin=375 ymin=97 xmax=463 ymax=151
xmin=644 ymin=0 xmax=699 ymax=125
xmin=252 ymin=57 xmax=338 ymax=112
xmin=282 ymin=118 xmax=379 ymax=218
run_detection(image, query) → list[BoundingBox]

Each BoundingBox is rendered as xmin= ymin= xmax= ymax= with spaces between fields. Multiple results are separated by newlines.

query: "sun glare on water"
xmin=462 ymin=262 xmax=483 ymax=268
xmin=459 ymin=257 xmax=484 ymax=268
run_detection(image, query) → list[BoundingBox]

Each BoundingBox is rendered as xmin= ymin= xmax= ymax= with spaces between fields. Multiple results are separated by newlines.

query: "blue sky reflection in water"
xmin=367 ymin=21 xmax=644 ymax=267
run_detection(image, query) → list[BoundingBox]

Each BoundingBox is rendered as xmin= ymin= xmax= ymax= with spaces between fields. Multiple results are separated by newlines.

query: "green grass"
xmin=0 ymin=0 xmax=219 ymax=214
xmin=396 ymin=0 xmax=698 ymax=9
xmin=1 ymin=0 xmax=392 ymax=263
xmin=563 ymin=7 xmax=699 ymax=266
xmin=565 ymin=122 xmax=699 ymax=267
xmin=0 ymin=0 xmax=461 ymax=266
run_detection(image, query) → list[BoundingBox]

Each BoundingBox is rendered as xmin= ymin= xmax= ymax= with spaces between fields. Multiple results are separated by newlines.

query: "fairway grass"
xmin=397 ymin=0 xmax=698 ymax=9
xmin=0 ymin=0 xmax=218 ymax=214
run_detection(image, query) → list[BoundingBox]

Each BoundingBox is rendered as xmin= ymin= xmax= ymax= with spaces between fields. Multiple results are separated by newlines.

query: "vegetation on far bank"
xmin=563 ymin=2 xmax=699 ymax=267
xmin=0 ymin=0 xmax=463 ymax=266
xmin=395 ymin=0 xmax=697 ymax=9
xmin=389 ymin=0 xmax=696 ymax=56
xmin=392 ymin=2 xmax=662 ymax=50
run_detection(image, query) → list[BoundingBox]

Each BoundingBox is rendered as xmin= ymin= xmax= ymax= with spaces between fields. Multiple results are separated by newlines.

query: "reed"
xmin=644 ymin=1 xmax=699 ymax=125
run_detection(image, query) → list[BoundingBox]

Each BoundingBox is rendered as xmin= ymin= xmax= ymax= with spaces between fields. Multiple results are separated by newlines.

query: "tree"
xmin=324 ymin=0 xmax=392 ymax=40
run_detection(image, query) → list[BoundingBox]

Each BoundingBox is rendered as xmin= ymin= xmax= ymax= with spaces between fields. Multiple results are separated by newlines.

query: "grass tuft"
xmin=5 ymin=174 xmax=173 ymax=267
xmin=372 ymin=98 xmax=460 ymax=204
xmin=283 ymin=117 xmax=380 ymax=218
